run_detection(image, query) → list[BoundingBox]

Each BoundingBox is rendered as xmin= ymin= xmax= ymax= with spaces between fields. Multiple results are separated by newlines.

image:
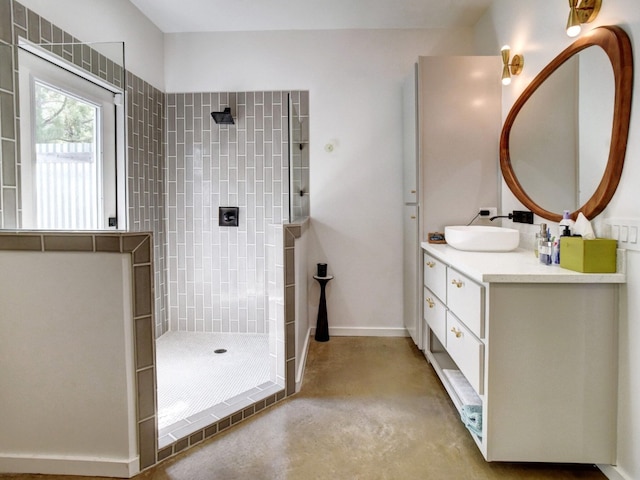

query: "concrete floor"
xmin=2 ymin=337 xmax=606 ymax=479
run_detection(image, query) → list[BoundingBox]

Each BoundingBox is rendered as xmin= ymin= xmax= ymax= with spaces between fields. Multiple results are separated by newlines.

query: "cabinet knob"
xmin=410 ymin=189 xmax=416 ymax=194
xmin=450 ymin=327 xmax=463 ymax=338
xmin=425 ymin=297 xmax=435 ymax=308
xmin=451 ymin=279 xmax=463 ymax=288
xmin=410 ymin=215 xmax=416 ymax=219
xmin=426 ymin=261 xmax=435 ymax=268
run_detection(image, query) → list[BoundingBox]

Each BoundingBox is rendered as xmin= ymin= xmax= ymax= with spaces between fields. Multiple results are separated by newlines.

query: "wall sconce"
xmin=501 ymin=46 xmax=524 ymax=86
xmin=566 ymin=0 xmax=602 ymax=37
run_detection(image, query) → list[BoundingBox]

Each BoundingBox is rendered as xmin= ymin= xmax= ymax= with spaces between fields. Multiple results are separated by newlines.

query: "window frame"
xmin=17 ymin=39 xmax=127 ymax=231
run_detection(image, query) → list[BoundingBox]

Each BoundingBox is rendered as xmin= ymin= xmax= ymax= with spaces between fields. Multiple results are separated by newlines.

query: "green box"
xmin=559 ymin=237 xmax=617 ymax=273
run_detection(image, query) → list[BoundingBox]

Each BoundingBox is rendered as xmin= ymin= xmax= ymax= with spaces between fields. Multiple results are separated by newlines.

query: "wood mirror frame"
xmin=500 ymin=25 xmax=633 ymax=222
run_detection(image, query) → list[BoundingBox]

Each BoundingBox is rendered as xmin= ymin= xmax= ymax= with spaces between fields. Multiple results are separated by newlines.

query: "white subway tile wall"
xmin=165 ymin=91 xmax=307 ymax=334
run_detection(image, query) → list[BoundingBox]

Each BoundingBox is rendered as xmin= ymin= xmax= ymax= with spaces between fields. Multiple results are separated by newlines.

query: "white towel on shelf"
xmin=442 ymin=369 xmax=482 ymax=406
xmin=461 ymin=404 xmax=483 ymax=437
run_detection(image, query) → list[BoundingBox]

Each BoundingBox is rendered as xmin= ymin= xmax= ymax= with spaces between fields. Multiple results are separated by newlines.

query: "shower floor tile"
xmin=155 ymin=332 xmax=270 ymax=431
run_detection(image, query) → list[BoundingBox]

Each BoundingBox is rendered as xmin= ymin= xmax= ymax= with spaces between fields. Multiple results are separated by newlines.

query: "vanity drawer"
xmin=446 ymin=312 xmax=484 ymax=395
xmin=447 ymin=268 xmax=485 ymax=338
xmin=424 ymin=253 xmax=447 ymax=302
xmin=424 ymin=287 xmax=447 ymax=347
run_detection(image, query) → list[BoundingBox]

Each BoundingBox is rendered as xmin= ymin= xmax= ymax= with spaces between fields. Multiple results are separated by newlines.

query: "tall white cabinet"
xmin=402 ymin=64 xmax=420 ymax=346
xmin=402 ymin=56 xmax=501 ymax=349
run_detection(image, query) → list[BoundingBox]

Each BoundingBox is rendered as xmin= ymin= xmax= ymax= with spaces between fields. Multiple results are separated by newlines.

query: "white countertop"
xmin=421 ymin=242 xmax=626 ymax=284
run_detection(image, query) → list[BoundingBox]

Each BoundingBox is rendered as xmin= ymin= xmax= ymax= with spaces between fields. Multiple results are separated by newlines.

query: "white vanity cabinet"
xmin=421 ymin=243 xmax=625 ymax=464
xmin=423 ymin=252 xmax=485 ymax=396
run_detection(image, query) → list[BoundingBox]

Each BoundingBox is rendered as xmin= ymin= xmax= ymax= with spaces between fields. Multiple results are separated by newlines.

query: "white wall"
xmin=17 ymin=0 xmax=165 ymax=89
xmin=165 ymin=28 xmax=476 ymax=335
xmin=0 ymin=252 xmax=138 ymax=477
xmin=475 ymin=3 xmax=640 ymax=479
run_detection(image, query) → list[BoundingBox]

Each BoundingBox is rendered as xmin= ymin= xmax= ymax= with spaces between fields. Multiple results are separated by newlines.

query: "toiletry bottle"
xmin=540 ymin=239 xmax=552 ymax=265
xmin=538 ymin=223 xmax=553 ymax=265
xmin=557 ymin=225 xmax=571 ymax=266
xmin=552 ymin=237 xmax=560 ymax=265
xmin=535 ymin=223 xmax=547 ymax=258
xmin=559 ymin=210 xmax=575 ymax=236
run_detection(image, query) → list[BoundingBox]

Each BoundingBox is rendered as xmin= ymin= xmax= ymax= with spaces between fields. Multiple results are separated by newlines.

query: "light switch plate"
xmin=604 ymin=218 xmax=640 ymax=251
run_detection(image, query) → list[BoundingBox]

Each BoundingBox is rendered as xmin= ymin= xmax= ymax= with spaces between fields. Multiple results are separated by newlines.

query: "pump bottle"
xmin=559 ymin=210 xmax=575 ymax=236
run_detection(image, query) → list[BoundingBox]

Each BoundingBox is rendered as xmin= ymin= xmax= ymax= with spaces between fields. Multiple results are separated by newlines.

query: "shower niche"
xmin=288 ymin=96 xmax=310 ymax=221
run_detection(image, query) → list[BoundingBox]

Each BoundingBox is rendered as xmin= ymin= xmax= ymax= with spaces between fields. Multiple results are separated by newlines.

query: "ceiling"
xmin=128 ymin=0 xmax=493 ymax=33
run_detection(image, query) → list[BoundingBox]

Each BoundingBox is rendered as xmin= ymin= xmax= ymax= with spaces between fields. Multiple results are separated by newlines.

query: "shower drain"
xmin=214 ymin=349 xmax=227 ymax=354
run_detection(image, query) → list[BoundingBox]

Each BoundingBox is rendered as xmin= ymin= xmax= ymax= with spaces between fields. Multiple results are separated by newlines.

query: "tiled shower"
xmin=158 ymin=90 xmax=309 ymax=435
xmin=1 ymin=0 xmax=310 ymax=466
xmin=164 ymin=91 xmax=306 ymax=334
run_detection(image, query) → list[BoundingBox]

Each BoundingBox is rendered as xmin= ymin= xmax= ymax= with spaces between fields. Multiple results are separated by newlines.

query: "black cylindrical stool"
xmin=313 ymin=274 xmax=333 ymax=342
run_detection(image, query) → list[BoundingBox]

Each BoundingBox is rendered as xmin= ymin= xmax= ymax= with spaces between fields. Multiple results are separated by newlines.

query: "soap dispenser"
xmin=537 ymin=223 xmax=554 ymax=265
xmin=557 ymin=224 xmax=572 ymax=266
xmin=536 ymin=223 xmax=548 ymax=260
xmin=559 ymin=210 xmax=575 ymax=236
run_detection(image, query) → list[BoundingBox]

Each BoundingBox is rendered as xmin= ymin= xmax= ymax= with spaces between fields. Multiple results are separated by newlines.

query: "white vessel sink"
xmin=444 ymin=225 xmax=520 ymax=252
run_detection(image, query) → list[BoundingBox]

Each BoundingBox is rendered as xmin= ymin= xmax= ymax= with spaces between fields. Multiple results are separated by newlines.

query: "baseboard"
xmin=598 ymin=464 xmax=630 ymax=480
xmin=295 ymin=327 xmax=313 ymax=392
xmin=0 ymin=454 xmax=139 ymax=478
xmin=311 ymin=326 xmax=410 ymax=337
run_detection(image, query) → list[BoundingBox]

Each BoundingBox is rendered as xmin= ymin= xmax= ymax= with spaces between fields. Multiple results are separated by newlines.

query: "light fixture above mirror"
xmin=501 ymin=45 xmax=524 ymax=85
xmin=567 ymin=0 xmax=602 ymax=37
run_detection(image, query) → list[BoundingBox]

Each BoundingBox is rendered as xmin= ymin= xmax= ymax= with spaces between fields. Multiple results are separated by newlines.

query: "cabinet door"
xmin=402 ymin=64 xmax=419 ymax=204
xmin=403 ymin=205 xmax=420 ymax=347
xmin=447 ymin=268 xmax=484 ymax=338
xmin=424 ymin=287 xmax=446 ymax=347
xmin=423 ymin=253 xmax=446 ymax=302
xmin=446 ymin=312 xmax=484 ymax=395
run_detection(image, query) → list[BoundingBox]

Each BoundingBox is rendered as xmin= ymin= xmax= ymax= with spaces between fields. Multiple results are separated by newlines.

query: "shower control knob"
xmin=219 ymin=206 xmax=239 ymax=227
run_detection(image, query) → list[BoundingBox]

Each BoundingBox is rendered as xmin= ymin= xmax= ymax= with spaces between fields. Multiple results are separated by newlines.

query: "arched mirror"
xmin=500 ymin=26 xmax=633 ymax=222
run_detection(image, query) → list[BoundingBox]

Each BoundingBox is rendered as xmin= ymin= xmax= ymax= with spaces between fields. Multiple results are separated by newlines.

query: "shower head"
xmin=211 ymin=107 xmax=235 ymax=125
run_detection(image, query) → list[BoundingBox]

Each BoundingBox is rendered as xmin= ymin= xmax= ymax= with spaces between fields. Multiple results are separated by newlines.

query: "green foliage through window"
xmin=35 ymin=82 xmax=96 ymax=143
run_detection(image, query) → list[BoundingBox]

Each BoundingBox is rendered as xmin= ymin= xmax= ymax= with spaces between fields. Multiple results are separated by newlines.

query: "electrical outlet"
xmin=480 ymin=207 xmax=497 ymax=218
xmin=512 ymin=210 xmax=534 ymax=224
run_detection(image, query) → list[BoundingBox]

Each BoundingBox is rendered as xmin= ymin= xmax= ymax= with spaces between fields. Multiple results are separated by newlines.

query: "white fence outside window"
xmin=35 ymin=143 xmax=99 ymax=230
